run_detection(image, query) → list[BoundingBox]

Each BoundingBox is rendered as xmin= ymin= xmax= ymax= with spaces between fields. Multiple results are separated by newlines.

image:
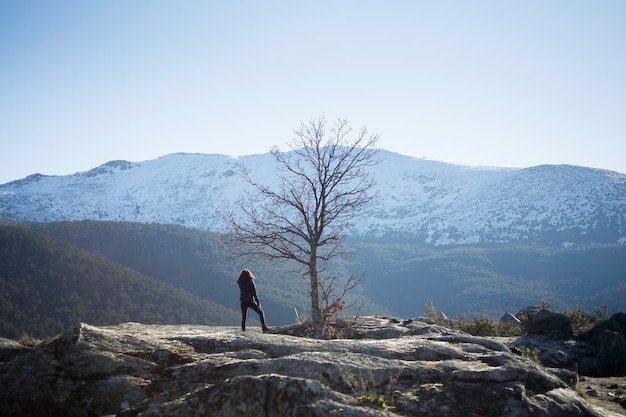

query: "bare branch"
xmin=221 ymin=115 xmax=380 ymax=338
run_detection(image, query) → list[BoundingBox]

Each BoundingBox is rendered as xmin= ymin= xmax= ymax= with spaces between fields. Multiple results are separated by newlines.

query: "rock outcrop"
xmin=0 ymin=337 xmax=30 ymax=362
xmin=0 ymin=316 xmax=618 ymax=417
xmin=526 ymin=309 xmax=574 ymax=340
xmin=512 ymin=313 xmax=626 ymax=378
xmin=582 ymin=313 xmax=626 ymax=376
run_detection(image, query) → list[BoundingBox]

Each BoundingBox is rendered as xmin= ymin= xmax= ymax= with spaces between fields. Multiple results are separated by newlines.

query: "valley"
xmin=1 ymin=221 xmax=624 ymax=339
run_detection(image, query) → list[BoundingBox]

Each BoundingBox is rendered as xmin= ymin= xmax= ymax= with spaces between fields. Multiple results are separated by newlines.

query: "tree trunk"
xmin=309 ymin=253 xmax=323 ymax=339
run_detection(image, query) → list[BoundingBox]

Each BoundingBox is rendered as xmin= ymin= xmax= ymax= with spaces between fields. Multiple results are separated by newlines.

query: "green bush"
xmin=18 ymin=335 xmax=41 ymax=347
xmin=357 ymin=394 xmax=388 ymax=410
xmin=564 ymin=305 xmax=609 ymax=335
xmin=424 ymin=302 xmax=610 ymax=338
xmin=517 ymin=346 xmax=540 ymax=363
xmin=454 ymin=313 xmax=524 ymax=337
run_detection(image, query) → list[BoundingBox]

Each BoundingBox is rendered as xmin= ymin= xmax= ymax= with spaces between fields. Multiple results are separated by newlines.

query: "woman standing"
xmin=237 ymin=269 xmax=269 ymax=332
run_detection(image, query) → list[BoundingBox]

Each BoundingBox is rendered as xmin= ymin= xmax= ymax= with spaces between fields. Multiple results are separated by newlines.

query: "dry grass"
xmin=577 ymin=376 xmax=626 ymax=416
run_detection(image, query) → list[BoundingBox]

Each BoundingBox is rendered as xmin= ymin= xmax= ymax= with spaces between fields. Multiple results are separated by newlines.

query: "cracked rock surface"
xmin=0 ymin=316 xmax=619 ymax=416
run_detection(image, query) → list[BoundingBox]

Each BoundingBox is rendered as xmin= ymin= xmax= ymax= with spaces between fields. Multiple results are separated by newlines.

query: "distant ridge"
xmin=0 ymin=224 xmax=240 ymax=338
xmin=1 ymin=150 xmax=625 ymax=245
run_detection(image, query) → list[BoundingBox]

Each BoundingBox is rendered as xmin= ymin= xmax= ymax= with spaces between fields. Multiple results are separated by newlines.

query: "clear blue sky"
xmin=2 ymin=1 xmax=625 ymax=184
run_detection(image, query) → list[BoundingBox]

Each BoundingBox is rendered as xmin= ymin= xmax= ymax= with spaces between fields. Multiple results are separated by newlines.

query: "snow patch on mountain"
xmin=1 ymin=150 xmax=625 ymax=245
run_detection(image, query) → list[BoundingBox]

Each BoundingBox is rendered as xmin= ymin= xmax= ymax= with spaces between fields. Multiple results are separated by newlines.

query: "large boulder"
xmin=527 ymin=309 xmax=574 ymax=339
xmin=500 ymin=312 xmax=522 ymax=325
xmin=581 ymin=313 xmax=626 ymax=376
xmin=0 ymin=317 xmax=616 ymax=417
xmin=515 ymin=305 xmax=544 ymax=321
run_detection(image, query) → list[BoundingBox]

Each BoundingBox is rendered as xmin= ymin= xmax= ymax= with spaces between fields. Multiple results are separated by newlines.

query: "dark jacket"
xmin=238 ymin=275 xmax=259 ymax=305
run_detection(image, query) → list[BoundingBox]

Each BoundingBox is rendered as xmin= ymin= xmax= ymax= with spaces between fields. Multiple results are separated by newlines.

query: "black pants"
xmin=241 ymin=301 xmax=267 ymax=331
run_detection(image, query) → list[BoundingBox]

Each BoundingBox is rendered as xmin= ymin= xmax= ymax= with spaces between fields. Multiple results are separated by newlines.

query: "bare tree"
xmin=224 ymin=116 xmax=380 ymax=338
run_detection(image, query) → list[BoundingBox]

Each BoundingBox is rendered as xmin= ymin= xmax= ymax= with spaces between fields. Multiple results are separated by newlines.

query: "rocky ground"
xmin=0 ymin=316 xmax=624 ymax=417
xmin=578 ymin=376 xmax=626 ymax=416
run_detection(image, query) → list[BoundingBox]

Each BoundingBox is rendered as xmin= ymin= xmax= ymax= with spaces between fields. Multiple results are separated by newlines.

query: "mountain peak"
xmin=1 ymin=151 xmax=625 ymax=245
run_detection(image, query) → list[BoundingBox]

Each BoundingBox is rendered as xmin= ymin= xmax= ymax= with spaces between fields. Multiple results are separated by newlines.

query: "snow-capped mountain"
xmin=1 ymin=151 xmax=625 ymax=246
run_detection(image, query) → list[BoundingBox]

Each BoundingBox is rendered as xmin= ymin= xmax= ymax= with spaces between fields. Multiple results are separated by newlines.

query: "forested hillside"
xmin=0 ymin=225 xmax=240 ymax=338
xmin=27 ymin=221 xmax=322 ymax=325
xmin=351 ymin=240 xmax=626 ymax=318
xmin=34 ymin=221 xmax=626 ymax=318
xmin=2 ymin=221 xmax=624 ymax=339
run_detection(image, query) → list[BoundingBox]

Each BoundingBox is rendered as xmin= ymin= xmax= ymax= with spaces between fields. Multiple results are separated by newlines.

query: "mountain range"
xmin=2 ymin=151 xmax=625 ymax=339
xmin=2 ymin=150 xmax=625 ymax=246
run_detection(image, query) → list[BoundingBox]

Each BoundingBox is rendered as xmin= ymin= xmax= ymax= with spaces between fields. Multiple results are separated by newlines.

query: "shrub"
xmin=424 ymin=302 xmax=610 ymax=338
xmin=18 ymin=335 xmax=41 ymax=347
xmin=424 ymin=301 xmax=451 ymax=327
xmin=357 ymin=394 xmax=388 ymax=410
xmin=453 ymin=313 xmax=524 ymax=337
xmin=564 ymin=305 xmax=609 ymax=335
xmin=517 ymin=346 xmax=540 ymax=364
